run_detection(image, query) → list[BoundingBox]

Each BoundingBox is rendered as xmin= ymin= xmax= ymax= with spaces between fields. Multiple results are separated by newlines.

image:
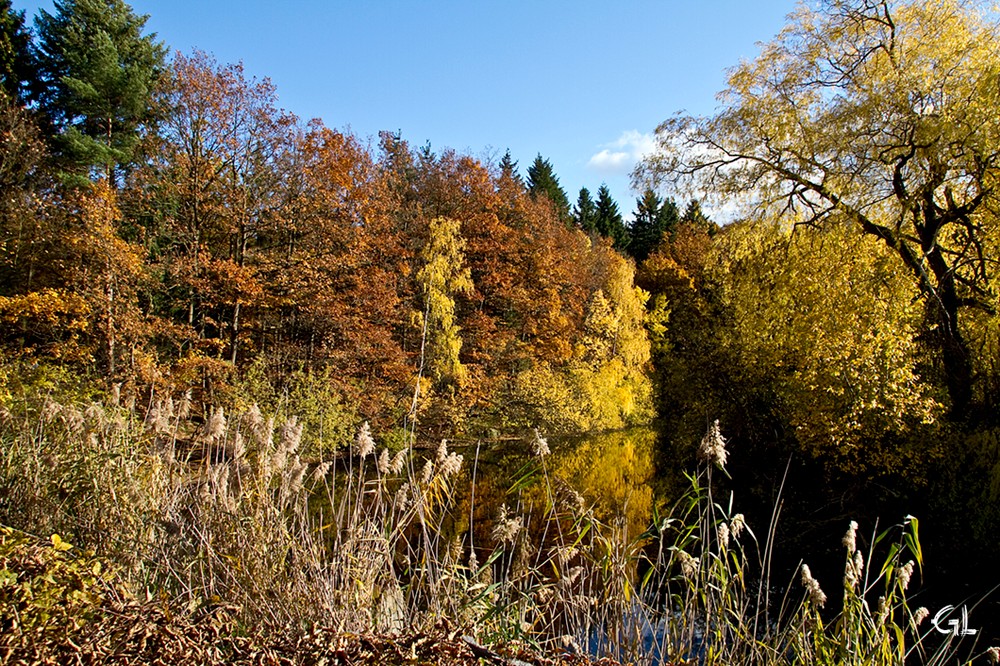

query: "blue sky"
xmin=15 ymin=0 xmax=797 ymax=220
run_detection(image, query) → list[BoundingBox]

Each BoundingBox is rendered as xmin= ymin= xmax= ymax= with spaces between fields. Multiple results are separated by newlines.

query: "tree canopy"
xmin=0 ymin=0 xmax=32 ymax=103
xmin=629 ymin=188 xmax=679 ymax=262
xmin=573 ymin=186 xmax=598 ymax=234
xmin=637 ymin=0 xmax=1000 ymax=419
xmin=594 ymin=184 xmax=628 ymax=251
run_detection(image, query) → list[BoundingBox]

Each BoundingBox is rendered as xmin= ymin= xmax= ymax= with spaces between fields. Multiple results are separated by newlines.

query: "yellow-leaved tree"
xmin=417 ymin=216 xmax=474 ymax=389
xmin=638 ymin=0 xmax=1000 ymax=419
xmin=711 ymin=219 xmax=942 ymax=473
xmin=573 ymin=252 xmax=654 ymax=430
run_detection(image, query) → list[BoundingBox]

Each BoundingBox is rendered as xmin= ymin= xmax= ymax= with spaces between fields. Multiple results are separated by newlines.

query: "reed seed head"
xmin=493 ymin=504 xmax=522 ymax=544
xmin=843 ymin=520 xmax=858 ymax=553
xmin=560 ymin=566 xmax=583 ymax=588
xmin=913 ymin=607 xmax=929 ymax=627
xmin=146 ymin=401 xmax=170 ymax=434
xmin=280 ymin=416 xmax=303 ymax=455
xmin=394 ymin=482 xmax=412 ymax=510
xmin=287 ymin=458 xmax=308 ymax=495
xmin=801 ymin=564 xmax=827 ymax=607
xmin=730 ymin=513 xmax=745 ymax=537
xmin=231 ymin=431 xmax=246 ymax=461
xmin=698 ymin=419 xmax=728 ymax=468
xmin=356 ymin=421 xmax=375 ymax=459
xmin=389 ymin=450 xmax=407 ymax=474
xmin=531 ymin=428 xmax=550 ymax=457
xmin=245 ymin=403 xmax=264 ymax=435
xmin=986 ymin=647 xmax=999 ymax=664
xmin=553 ymin=546 xmax=578 ymax=567
xmin=177 ymin=390 xmax=191 ymax=419
xmin=310 ymin=461 xmax=332 ymax=484
xmin=677 ymin=550 xmax=699 ymax=579
xmin=717 ymin=522 xmax=730 ymax=550
xmin=899 ymin=560 xmax=915 ymax=591
xmin=204 ymin=406 xmax=227 ymax=441
xmin=377 ymin=449 xmax=390 ymax=474
xmin=440 ymin=451 xmax=463 ymax=478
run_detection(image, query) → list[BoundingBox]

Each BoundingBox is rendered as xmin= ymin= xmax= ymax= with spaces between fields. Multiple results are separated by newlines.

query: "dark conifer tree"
xmin=681 ymin=199 xmax=717 ymax=235
xmin=0 ymin=0 xmax=34 ymax=104
xmin=34 ymin=0 xmax=166 ymax=184
xmin=498 ymin=149 xmax=521 ymax=184
xmin=629 ymin=188 xmax=679 ymax=261
xmin=573 ymin=187 xmax=598 ymax=234
xmin=594 ymin=184 xmax=628 ymax=251
xmin=526 ymin=154 xmax=570 ymax=223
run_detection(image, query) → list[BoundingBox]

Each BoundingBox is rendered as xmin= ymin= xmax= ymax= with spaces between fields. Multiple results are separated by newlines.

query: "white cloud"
xmin=586 ymin=130 xmax=658 ymax=175
xmin=587 ymin=149 xmax=632 ymax=172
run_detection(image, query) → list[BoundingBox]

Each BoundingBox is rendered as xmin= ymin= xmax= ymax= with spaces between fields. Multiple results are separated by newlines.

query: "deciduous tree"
xmin=417 ymin=216 xmax=474 ymax=389
xmin=143 ymin=51 xmax=283 ymax=363
xmin=638 ymin=0 xmax=1000 ymax=418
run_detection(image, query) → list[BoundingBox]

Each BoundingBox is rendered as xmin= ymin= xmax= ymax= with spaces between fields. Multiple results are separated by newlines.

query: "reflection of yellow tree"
xmin=546 ymin=428 xmax=659 ymax=541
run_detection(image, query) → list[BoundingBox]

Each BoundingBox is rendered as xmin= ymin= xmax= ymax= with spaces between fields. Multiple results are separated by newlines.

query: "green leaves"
xmin=34 ymin=0 xmax=166 ymax=182
xmin=0 ymin=525 xmax=110 ymax=636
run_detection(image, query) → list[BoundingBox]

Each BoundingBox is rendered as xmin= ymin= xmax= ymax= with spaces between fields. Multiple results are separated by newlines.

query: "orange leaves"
xmin=202 ymin=258 xmax=262 ymax=307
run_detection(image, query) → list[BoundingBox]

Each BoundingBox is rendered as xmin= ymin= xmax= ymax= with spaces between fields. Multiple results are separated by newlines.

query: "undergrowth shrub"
xmin=0 ymin=528 xmax=112 ymax=638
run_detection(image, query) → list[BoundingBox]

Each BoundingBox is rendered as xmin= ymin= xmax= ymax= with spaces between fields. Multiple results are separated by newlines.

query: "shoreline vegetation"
xmin=1 ymin=393 xmax=993 ymax=665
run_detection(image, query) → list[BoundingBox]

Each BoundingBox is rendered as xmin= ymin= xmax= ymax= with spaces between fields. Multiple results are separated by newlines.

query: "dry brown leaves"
xmin=1 ymin=596 xmax=625 ymax=666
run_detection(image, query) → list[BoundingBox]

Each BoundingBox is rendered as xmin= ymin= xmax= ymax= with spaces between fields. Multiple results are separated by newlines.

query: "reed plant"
xmin=1 ymin=384 xmax=995 ymax=665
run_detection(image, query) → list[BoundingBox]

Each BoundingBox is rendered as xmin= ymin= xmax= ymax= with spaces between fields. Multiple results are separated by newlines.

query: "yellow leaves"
xmin=0 ymin=289 xmax=92 ymax=360
xmin=711 ymin=220 xmax=943 ymax=465
xmin=50 ymin=534 xmax=72 ymax=552
xmin=0 ymin=289 xmax=90 ymax=328
xmin=418 ymin=217 xmax=475 ymax=388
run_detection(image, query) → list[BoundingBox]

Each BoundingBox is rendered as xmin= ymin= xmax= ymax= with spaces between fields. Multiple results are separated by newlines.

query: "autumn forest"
xmin=3 ymin=0 xmax=1000 ymax=662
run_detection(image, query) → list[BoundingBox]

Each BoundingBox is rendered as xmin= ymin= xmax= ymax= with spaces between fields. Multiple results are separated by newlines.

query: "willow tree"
xmin=637 ymin=0 xmax=1000 ymax=418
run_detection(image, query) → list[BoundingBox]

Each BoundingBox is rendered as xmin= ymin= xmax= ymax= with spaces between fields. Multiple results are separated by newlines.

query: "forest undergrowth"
xmin=1 ymin=380 xmax=995 ymax=666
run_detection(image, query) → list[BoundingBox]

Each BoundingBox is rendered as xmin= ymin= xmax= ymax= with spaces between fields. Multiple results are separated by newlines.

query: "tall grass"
xmin=0 ymin=388 xmax=995 ymax=664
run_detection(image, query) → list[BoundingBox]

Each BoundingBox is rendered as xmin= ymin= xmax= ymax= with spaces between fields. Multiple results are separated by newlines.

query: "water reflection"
xmin=463 ymin=427 xmax=668 ymax=546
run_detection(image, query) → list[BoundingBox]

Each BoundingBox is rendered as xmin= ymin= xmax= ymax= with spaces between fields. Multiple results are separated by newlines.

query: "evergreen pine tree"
xmin=594 ymin=184 xmax=628 ymax=251
xmin=681 ymin=199 xmax=717 ymax=235
xmin=629 ymin=188 xmax=679 ymax=261
xmin=498 ymin=149 xmax=521 ymax=184
xmin=35 ymin=0 xmax=166 ymax=184
xmin=573 ymin=187 xmax=597 ymax=234
xmin=0 ymin=0 xmax=34 ymax=104
xmin=526 ymin=154 xmax=570 ymax=223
